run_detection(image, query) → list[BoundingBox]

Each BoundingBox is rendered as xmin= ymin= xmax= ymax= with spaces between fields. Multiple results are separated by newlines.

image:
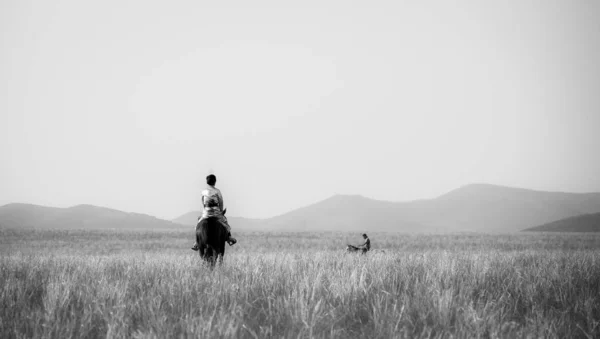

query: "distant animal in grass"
xmin=346 ymin=244 xmax=367 ymax=254
xmin=346 ymin=245 xmax=386 ymax=254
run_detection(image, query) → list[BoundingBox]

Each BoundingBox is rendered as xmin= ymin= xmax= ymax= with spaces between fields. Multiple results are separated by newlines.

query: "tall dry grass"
xmin=1 ymin=229 xmax=599 ymax=338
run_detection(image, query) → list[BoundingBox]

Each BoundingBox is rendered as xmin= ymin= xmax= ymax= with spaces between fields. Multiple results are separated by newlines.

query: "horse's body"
xmin=196 ymin=214 xmax=228 ymax=267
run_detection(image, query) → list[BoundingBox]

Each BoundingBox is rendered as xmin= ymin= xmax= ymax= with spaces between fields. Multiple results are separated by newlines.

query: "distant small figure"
xmin=346 ymin=233 xmax=371 ymax=254
xmin=358 ymin=233 xmax=371 ymax=253
xmin=191 ymin=174 xmax=236 ymax=251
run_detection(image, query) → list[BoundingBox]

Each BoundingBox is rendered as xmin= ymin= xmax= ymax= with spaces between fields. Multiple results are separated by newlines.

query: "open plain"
xmin=1 ymin=229 xmax=599 ymax=338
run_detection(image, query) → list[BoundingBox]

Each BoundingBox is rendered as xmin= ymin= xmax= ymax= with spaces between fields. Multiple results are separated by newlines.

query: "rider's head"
xmin=206 ymin=174 xmax=217 ymax=186
xmin=362 ymin=233 xmax=368 ymax=238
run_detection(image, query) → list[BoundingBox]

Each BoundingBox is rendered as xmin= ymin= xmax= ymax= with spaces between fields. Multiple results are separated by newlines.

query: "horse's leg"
xmin=204 ymin=246 xmax=216 ymax=268
xmin=218 ymin=246 xmax=225 ymax=266
xmin=200 ymin=246 xmax=211 ymax=267
xmin=199 ymin=245 xmax=205 ymax=258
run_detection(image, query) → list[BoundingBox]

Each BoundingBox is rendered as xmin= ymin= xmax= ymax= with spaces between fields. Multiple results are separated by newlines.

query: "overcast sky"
xmin=1 ymin=0 xmax=599 ymax=219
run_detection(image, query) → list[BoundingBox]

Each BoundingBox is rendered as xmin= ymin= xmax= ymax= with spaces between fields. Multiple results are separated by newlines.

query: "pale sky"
xmin=1 ymin=0 xmax=599 ymax=219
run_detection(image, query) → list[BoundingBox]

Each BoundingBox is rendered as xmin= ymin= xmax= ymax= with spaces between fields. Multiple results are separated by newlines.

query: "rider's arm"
xmin=218 ymin=190 xmax=224 ymax=212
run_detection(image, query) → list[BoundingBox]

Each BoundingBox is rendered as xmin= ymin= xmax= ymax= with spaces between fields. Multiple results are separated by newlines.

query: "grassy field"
xmin=1 ymin=229 xmax=599 ymax=338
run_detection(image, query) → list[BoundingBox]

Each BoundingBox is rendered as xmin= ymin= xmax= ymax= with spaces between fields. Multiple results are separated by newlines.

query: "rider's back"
xmin=202 ymin=186 xmax=223 ymax=218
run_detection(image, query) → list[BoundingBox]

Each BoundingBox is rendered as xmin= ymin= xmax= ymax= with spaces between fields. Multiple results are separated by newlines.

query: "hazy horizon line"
xmin=3 ymin=182 xmax=600 ymax=221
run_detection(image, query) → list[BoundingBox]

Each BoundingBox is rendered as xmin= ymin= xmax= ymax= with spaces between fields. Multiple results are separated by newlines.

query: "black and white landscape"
xmin=2 ymin=0 xmax=599 ymax=338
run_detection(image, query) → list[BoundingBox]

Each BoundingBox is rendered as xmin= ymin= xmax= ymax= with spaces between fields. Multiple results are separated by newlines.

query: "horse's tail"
xmin=204 ymin=244 xmax=218 ymax=266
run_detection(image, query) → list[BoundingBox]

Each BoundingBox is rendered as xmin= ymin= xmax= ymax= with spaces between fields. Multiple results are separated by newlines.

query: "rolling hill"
xmin=523 ymin=212 xmax=600 ymax=232
xmin=0 ymin=203 xmax=181 ymax=229
xmin=258 ymin=194 xmax=428 ymax=232
xmin=174 ymin=184 xmax=600 ymax=232
xmin=4 ymin=184 xmax=600 ymax=232
xmin=389 ymin=184 xmax=600 ymax=232
xmin=176 ymin=184 xmax=600 ymax=233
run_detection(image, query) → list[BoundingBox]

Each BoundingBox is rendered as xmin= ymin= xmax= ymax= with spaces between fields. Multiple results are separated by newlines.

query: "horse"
xmin=196 ymin=209 xmax=229 ymax=267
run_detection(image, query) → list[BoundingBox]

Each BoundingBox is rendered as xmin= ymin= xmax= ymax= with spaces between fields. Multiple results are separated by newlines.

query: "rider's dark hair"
xmin=206 ymin=174 xmax=217 ymax=186
xmin=362 ymin=233 xmax=368 ymax=238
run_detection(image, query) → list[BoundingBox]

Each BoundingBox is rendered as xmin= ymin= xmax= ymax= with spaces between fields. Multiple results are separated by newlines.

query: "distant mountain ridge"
xmin=4 ymin=184 xmax=600 ymax=232
xmin=523 ymin=212 xmax=600 ymax=232
xmin=0 ymin=203 xmax=181 ymax=229
xmin=253 ymin=184 xmax=600 ymax=232
xmin=174 ymin=184 xmax=600 ymax=233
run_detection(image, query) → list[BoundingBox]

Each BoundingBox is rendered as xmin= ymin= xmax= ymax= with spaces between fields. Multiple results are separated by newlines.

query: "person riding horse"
xmin=191 ymin=174 xmax=236 ymax=251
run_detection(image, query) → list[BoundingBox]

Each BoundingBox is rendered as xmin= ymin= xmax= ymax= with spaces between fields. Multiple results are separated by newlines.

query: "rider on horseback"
xmin=191 ymin=174 xmax=237 ymax=251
